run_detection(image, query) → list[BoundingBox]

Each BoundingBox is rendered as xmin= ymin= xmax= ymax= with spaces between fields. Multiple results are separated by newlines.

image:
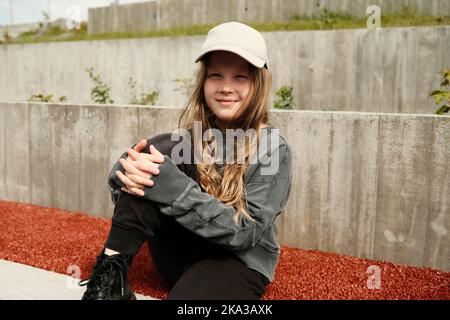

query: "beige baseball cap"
xmin=195 ymin=21 xmax=269 ymax=69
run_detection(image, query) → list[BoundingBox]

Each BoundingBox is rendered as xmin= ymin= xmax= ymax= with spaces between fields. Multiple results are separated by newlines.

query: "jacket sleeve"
xmin=138 ymin=142 xmax=292 ymax=251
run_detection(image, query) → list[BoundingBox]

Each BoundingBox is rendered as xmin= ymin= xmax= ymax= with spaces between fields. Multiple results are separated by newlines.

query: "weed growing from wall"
xmin=273 ymin=86 xmax=295 ymax=110
xmin=128 ymin=76 xmax=159 ymax=105
xmin=86 ymin=67 xmax=114 ymax=104
xmin=429 ymin=69 xmax=450 ymax=115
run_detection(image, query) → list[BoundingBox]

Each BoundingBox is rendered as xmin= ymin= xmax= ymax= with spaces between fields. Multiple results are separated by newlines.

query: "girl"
xmin=79 ymin=21 xmax=292 ymax=300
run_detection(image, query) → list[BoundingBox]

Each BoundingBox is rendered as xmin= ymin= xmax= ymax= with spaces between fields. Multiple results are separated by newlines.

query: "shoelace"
xmin=79 ymin=255 xmax=128 ymax=299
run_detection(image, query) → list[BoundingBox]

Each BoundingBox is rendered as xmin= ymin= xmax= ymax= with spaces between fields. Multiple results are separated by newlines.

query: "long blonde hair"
xmin=178 ymin=55 xmax=272 ymax=223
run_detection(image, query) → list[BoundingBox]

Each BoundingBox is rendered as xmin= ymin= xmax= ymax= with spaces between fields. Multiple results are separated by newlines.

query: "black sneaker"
xmin=79 ymin=251 xmax=136 ymax=300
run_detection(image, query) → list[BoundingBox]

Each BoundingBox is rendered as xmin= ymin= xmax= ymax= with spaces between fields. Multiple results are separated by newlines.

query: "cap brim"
xmin=195 ymin=45 xmax=266 ymax=69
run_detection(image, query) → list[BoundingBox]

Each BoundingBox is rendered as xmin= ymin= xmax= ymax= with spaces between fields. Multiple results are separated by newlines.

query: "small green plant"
xmin=173 ymin=75 xmax=196 ymax=98
xmin=28 ymin=94 xmax=67 ymax=102
xmin=138 ymin=90 xmax=159 ymax=106
xmin=128 ymin=77 xmax=159 ymax=105
xmin=429 ymin=69 xmax=450 ymax=115
xmin=273 ymin=86 xmax=295 ymax=110
xmin=28 ymin=94 xmax=53 ymax=102
xmin=86 ymin=67 xmax=114 ymax=104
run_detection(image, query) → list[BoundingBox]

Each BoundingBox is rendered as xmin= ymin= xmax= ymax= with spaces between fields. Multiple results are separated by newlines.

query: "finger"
xmin=122 ymin=155 xmax=159 ymax=176
xmin=129 ymin=187 xmax=145 ymax=197
xmin=133 ymin=159 xmax=160 ymax=175
xmin=126 ymin=147 xmax=141 ymax=161
xmin=127 ymin=152 xmax=161 ymax=165
xmin=123 ymin=157 xmax=154 ymax=177
xmin=140 ymin=152 xmax=165 ymax=165
xmin=125 ymin=150 xmax=161 ymax=175
xmin=125 ymin=172 xmax=154 ymax=187
xmin=121 ymin=186 xmax=144 ymax=197
xmin=116 ymin=170 xmax=145 ymax=189
xmin=120 ymin=186 xmax=135 ymax=195
xmin=119 ymin=157 xmax=147 ymax=176
xmin=133 ymin=139 xmax=147 ymax=153
xmin=149 ymin=145 xmax=165 ymax=163
xmin=128 ymin=144 xmax=163 ymax=163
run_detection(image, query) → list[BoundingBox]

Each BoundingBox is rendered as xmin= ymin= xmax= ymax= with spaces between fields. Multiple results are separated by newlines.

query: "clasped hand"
xmin=116 ymin=139 xmax=165 ymax=196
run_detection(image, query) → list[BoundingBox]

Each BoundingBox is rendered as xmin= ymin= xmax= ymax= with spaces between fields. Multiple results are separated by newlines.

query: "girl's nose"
xmin=219 ymin=82 xmax=234 ymax=94
xmin=219 ymin=87 xmax=233 ymax=94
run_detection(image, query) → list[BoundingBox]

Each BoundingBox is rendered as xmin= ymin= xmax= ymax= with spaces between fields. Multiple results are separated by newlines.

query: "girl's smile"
xmin=216 ymin=99 xmax=238 ymax=107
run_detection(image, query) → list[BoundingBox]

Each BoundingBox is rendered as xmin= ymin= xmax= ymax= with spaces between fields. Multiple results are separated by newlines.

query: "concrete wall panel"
xmin=1 ymin=26 xmax=448 ymax=114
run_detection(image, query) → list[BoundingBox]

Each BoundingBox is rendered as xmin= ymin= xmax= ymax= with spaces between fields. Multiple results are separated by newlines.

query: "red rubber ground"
xmin=0 ymin=200 xmax=448 ymax=300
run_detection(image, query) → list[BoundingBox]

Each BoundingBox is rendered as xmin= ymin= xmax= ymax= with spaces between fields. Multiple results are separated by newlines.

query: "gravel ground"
xmin=0 ymin=200 xmax=448 ymax=300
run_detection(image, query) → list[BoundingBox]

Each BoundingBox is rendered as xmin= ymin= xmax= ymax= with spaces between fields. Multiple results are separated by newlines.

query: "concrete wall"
xmin=88 ymin=2 xmax=157 ymax=35
xmin=88 ymin=0 xmax=450 ymax=34
xmin=1 ymin=101 xmax=449 ymax=272
xmin=1 ymin=26 xmax=449 ymax=114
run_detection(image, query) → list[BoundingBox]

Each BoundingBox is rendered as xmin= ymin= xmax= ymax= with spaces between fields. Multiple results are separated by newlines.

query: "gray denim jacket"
xmin=108 ymin=126 xmax=292 ymax=282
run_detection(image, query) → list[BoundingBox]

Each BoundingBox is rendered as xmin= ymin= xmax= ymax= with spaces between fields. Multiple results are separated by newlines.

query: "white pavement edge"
xmin=0 ymin=259 xmax=156 ymax=300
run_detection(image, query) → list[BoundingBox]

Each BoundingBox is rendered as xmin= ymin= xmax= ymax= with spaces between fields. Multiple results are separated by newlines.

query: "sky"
xmin=0 ymin=0 xmax=153 ymax=26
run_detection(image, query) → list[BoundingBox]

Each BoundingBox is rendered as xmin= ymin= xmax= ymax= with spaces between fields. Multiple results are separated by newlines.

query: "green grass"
xmin=1 ymin=8 xmax=449 ymax=45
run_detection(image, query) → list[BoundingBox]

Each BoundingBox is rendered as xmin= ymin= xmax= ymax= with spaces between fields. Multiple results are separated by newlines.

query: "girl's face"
xmin=204 ymin=51 xmax=251 ymax=130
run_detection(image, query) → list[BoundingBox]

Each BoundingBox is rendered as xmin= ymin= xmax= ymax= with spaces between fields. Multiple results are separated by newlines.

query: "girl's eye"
xmin=208 ymin=73 xmax=221 ymax=78
xmin=236 ymin=75 xmax=248 ymax=80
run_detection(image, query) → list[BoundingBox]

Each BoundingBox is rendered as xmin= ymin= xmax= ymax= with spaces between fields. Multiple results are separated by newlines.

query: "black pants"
xmin=104 ymin=188 xmax=269 ymax=300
